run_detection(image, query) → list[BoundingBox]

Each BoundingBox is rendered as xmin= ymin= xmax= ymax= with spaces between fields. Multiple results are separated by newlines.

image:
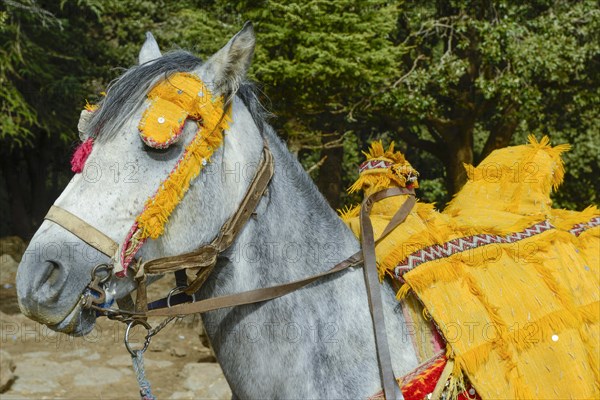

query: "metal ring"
xmin=167 ymin=286 xmax=196 ymax=308
xmin=91 ymin=263 xmax=113 ymax=284
xmin=124 ymin=319 xmax=152 ymax=357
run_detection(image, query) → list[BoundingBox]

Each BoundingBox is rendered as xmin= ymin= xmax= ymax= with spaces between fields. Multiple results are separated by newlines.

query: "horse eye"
xmin=143 ymin=144 xmax=172 ymax=153
xmin=142 ymin=142 xmax=182 ymax=160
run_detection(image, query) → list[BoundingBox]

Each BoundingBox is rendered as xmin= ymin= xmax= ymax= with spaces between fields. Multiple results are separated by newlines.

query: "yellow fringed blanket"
xmin=342 ymin=137 xmax=600 ymax=399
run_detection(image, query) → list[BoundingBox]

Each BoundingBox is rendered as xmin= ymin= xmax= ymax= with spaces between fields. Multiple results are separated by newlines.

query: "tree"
xmin=219 ymin=0 xmax=404 ymax=208
xmin=367 ymin=0 xmax=599 ymax=207
xmin=1 ymin=0 xmax=97 ymax=237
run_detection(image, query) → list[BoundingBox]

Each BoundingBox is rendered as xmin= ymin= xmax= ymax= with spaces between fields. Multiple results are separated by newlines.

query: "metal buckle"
xmin=82 ymin=263 xmax=113 ymax=308
xmin=166 ymin=286 xmax=196 ymax=308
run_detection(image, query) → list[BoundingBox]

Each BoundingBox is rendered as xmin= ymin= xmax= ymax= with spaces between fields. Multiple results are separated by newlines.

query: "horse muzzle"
xmin=15 ymin=220 xmax=117 ymax=333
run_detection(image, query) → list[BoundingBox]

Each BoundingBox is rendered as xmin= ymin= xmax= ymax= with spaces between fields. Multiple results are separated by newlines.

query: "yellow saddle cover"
xmin=342 ymin=137 xmax=600 ymax=399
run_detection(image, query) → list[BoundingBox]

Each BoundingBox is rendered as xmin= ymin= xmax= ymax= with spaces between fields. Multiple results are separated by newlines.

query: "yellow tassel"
xmin=338 ymin=204 xmax=360 ymax=221
xmin=422 ymin=307 xmax=432 ymax=321
xmin=339 ymin=135 xmax=600 ymax=399
xmin=446 ymin=358 xmax=467 ymax=400
xmin=396 ymin=283 xmax=411 ymax=300
xmin=551 ymin=206 xmax=600 ymax=230
xmin=84 ymin=100 xmax=98 ymax=112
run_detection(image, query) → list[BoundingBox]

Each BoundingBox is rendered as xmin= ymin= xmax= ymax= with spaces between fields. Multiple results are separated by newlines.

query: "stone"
xmin=149 ymin=341 xmax=166 ymax=352
xmin=196 ymin=348 xmax=216 ymax=363
xmin=59 ymin=348 xmax=90 ymax=359
xmin=170 ymin=346 xmax=187 ymax=358
xmin=0 ymin=255 xmax=18 ymax=283
xmin=9 ymin=358 xmax=67 ymax=393
xmin=22 ymin=352 xmax=51 ymax=359
xmin=169 ymin=391 xmax=195 ymax=399
xmin=73 ymin=366 xmax=122 ymax=387
xmin=0 ymin=236 xmax=27 ymax=263
xmin=84 ymin=352 xmax=101 ymax=361
xmin=0 ymin=350 xmax=16 ymax=393
xmin=177 ymin=363 xmax=231 ymax=399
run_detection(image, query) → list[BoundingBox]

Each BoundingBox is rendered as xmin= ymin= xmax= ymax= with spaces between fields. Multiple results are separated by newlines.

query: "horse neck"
xmin=199 ymin=126 xmax=419 ymax=398
xmin=236 ymin=128 xmax=360 ymax=281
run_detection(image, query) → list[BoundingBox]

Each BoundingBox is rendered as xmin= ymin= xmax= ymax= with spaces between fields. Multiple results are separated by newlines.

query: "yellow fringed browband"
xmin=117 ymin=72 xmax=231 ymax=276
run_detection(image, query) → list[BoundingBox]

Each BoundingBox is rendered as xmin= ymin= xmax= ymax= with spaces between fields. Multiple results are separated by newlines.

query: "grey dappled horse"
xmin=16 ymin=24 xmax=418 ymax=398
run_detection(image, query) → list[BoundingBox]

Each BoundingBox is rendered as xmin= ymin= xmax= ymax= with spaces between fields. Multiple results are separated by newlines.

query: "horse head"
xmin=16 ymin=23 xmax=262 ymax=335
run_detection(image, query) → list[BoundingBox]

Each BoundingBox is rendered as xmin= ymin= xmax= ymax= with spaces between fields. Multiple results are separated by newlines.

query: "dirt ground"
xmin=0 ymin=238 xmax=231 ymax=400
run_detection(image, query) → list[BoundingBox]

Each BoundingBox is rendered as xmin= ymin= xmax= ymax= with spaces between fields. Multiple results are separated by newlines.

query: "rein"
xmin=45 ymin=140 xmax=416 ymax=400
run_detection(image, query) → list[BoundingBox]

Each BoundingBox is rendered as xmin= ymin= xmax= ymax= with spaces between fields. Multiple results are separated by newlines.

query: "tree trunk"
xmin=316 ymin=132 xmax=344 ymax=209
xmin=443 ymin=124 xmax=474 ymax=197
xmin=446 ymin=141 xmax=473 ymax=196
xmin=479 ymin=106 xmax=519 ymax=163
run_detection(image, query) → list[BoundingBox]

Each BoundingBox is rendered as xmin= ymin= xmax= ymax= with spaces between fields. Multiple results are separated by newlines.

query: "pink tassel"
xmin=71 ymin=138 xmax=94 ymax=173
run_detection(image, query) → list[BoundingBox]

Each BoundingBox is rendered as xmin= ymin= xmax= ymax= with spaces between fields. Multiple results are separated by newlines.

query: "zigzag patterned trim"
xmin=569 ymin=216 xmax=600 ymax=237
xmin=359 ymin=159 xmax=393 ymax=173
xmin=395 ymin=220 xmax=554 ymax=278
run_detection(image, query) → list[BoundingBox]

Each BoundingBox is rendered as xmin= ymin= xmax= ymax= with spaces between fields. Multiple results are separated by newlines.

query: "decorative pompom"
xmin=71 ymin=138 xmax=94 ymax=173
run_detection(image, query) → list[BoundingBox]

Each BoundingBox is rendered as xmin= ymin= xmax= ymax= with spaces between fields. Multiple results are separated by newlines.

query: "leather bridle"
xmin=44 ymin=139 xmax=416 ymax=400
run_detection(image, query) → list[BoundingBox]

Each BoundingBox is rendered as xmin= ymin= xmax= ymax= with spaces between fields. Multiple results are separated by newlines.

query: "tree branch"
xmin=305 ymin=156 xmax=328 ymax=174
xmin=398 ymin=127 xmax=446 ymax=161
xmin=479 ymin=103 xmax=519 ymax=161
xmin=347 ymin=55 xmax=426 ymax=121
xmin=424 ymin=116 xmax=458 ymax=141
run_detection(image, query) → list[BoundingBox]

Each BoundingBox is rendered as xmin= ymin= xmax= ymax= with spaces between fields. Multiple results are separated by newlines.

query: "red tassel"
xmin=71 ymin=138 xmax=94 ymax=173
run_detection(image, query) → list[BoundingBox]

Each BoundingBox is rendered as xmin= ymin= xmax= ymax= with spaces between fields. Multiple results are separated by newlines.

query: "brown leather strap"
xmin=45 ymin=205 xmax=119 ymax=258
xmin=135 ymin=274 xmax=149 ymax=317
xmin=214 ymin=143 xmax=275 ymax=252
xmin=184 ymin=263 xmax=216 ymax=294
xmin=146 ymin=187 xmax=415 ymax=318
xmin=147 ymin=251 xmax=362 ymax=316
xmin=360 ymin=190 xmax=415 ymax=400
xmin=143 ymin=245 xmax=217 ymax=274
xmin=143 ymin=144 xmax=274 ymax=294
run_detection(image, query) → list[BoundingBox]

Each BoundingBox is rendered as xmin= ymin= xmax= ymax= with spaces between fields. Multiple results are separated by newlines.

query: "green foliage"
xmin=248 ymin=1 xmax=402 ymax=112
xmin=340 ymin=131 xmax=362 ymax=206
xmin=371 ymin=0 xmax=599 ymax=208
xmin=247 ymin=0 xmax=405 ymax=201
xmin=1 ymin=0 xmax=54 ymax=147
xmin=0 ymin=0 xmax=106 ymax=149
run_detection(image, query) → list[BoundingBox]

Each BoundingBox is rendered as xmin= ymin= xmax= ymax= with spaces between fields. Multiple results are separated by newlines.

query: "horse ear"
xmin=202 ymin=21 xmax=255 ymax=95
xmin=139 ymin=32 xmax=162 ymax=65
xmin=77 ymin=109 xmax=94 ymax=140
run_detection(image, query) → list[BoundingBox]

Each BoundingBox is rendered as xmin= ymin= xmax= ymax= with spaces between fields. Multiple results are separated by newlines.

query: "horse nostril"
xmin=38 ymin=260 xmax=62 ymax=288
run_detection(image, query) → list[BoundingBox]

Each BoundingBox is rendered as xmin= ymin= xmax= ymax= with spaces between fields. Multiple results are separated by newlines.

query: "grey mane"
xmin=236 ymin=82 xmax=272 ymax=137
xmin=90 ymin=50 xmax=269 ymax=142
